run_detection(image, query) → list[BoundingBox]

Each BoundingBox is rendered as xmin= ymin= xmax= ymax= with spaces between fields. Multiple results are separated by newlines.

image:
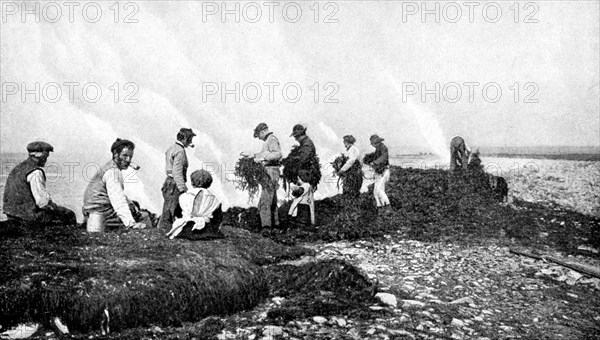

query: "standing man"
xmin=286 ymin=124 xmax=319 ymax=226
xmin=337 ymin=135 xmax=363 ymax=197
xmin=365 ymin=134 xmax=390 ymax=209
xmin=3 ymin=141 xmax=77 ymax=226
xmin=158 ymin=128 xmax=196 ymax=230
xmin=83 ymin=138 xmax=151 ymax=230
xmin=450 ymin=136 xmax=472 ymax=171
xmin=249 ymin=123 xmax=282 ymax=229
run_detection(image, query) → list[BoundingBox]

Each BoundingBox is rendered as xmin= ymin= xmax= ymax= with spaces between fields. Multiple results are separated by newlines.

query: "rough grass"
xmin=0 ymin=224 xmax=311 ymax=333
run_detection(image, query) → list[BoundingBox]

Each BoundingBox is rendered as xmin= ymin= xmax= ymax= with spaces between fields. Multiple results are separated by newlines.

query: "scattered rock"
xmin=402 ymin=300 xmax=426 ymax=308
xmin=375 ymin=292 xmax=398 ymax=307
xmin=312 ymin=316 xmax=327 ymax=324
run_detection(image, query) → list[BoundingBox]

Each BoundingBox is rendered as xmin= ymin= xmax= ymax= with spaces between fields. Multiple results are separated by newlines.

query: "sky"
xmin=1 ymin=0 xmax=599 ymax=209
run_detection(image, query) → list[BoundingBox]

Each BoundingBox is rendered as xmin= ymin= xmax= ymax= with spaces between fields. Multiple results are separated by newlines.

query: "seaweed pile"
xmin=266 ymin=259 xmax=377 ymax=322
xmin=225 ymin=166 xmax=600 ymax=253
xmin=0 ymin=224 xmax=311 ymax=333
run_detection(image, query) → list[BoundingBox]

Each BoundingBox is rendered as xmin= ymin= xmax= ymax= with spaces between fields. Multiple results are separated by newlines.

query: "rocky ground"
xmin=3 ymin=158 xmax=599 ymax=340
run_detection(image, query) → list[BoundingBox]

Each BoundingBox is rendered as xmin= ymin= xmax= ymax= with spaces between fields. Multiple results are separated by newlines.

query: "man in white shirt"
xmin=3 ymin=141 xmax=76 ymax=225
xmin=82 ymin=139 xmax=151 ymax=230
xmin=336 ymin=135 xmax=363 ymax=197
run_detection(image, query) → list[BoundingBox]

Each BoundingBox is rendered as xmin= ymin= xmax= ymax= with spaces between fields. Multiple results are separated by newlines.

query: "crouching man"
xmin=82 ymin=139 xmax=152 ymax=230
xmin=166 ymin=170 xmax=224 ymax=240
xmin=3 ymin=141 xmax=77 ymax=226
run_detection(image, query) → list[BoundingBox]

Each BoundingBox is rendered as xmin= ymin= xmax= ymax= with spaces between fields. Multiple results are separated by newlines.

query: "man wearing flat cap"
xmin=242 ymin=123 xmax=283 ymax=228
xmin=3 ymin=141 xmax=77 ymax=226
xmin=158 ymin=128 xmax=196 ymax=230
xmin=285 ymin=124 xmax=319 ymax=226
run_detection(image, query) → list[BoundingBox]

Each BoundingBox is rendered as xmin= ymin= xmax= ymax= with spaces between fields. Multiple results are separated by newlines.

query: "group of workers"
xmin=2 ymin=125 xmax=472 ymax=235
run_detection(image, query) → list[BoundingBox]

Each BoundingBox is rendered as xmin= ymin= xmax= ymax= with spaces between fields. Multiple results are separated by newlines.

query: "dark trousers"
xmin=7 ymin=205 xmax=77 ymax=226
xmin=342 ymin=168 xmax=363 ymax=197
xmin=159 ymin=177 xmax=183 ymax=230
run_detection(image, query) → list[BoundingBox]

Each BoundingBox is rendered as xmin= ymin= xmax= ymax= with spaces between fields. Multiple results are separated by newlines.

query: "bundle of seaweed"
xmin=223 ymin=166 xmax=600 ymax=254
xmin=281 ymin=146 xmax=322 ymax=189
xmin=266 ymin=259 xmax=377 ymax=321
xmin=362 ymin=152 xmax=385 ymax=174
xmin=331 ymin=154 xmax=363 ymax=193
xmin=0 ymin=224 xmax=310 ymax=333
xmin=232 ymin=157 xmax=278 ymax=202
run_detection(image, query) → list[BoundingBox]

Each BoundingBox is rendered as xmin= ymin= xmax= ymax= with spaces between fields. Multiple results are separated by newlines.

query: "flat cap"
xmin=179 ymin=128 xmax=196 ymax=137
xmin=27 ymin=141 xmax=54 ymax=153
xmin=290 ymin=124 xmax=306 ymax=137
xmin=253 ymin=123 xmax=268 ymax=138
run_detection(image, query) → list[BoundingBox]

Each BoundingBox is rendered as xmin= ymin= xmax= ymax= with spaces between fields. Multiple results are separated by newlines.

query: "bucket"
xmin=87 ymin=212 xmax=105 ymax=233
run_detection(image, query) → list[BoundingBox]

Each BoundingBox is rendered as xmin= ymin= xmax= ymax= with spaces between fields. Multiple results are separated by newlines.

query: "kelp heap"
xmin=225 ymin=165 xmax=600 ymax=254
xmin=0 ymin=224 xmax=312 ymax=333
xmin=232 ymin=156 xmax=278 ymax=202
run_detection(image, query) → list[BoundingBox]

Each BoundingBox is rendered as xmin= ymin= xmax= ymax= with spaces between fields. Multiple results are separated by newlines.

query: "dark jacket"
xmin=3 ymin=158 xmax=43 ymax=220
xmin=372 ymin=143 xmax=389 ymax=168
xmin=296 ymin=135 xmax=316 ymax=167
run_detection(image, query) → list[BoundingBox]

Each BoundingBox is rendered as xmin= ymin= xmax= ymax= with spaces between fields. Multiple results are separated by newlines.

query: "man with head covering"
xmin=82 ymin=138 xmax=152 ymax=230
xmin=166 ymin=169 xmax=224 ymax=240
xmin=450 ymin=136 xmax=472 ymax=171
xmin=336 ymin=135 xmax=363 ymax=197
xmin=158 ymin=128 xmax=196 ymax=229
xmin=286 ymin=124 xmax=319 ymax=226
xmin=3 ymin=141 xmax=77 ymax=225
xmin=243 ymin=123 xmax=282 ymax=228
xmin=365 ymin=134 xmax=390 ymax=209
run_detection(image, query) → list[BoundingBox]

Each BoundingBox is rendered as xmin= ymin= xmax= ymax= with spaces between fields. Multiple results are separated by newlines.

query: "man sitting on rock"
xmin=3 ymin=141 xmax=77 ymax=226
xmin=82 ymin=138 xmax=153 ymax=230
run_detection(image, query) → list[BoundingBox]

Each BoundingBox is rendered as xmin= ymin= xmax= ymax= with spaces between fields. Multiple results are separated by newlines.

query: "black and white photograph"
xmin=1 ymin=0 xmax=599 ymax=338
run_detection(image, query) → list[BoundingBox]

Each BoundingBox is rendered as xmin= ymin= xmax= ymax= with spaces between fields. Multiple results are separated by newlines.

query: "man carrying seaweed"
xmin=3 ymin=141 xmax=77 ymax=226
xmin=284 ymin=124 xmax=320 ymax=227
xmin=244 ymin=123 xmax=283 ymax=229
xmin=450 ymin=135 xmax=472 ymax=171
xmin=336 ymin=135 xmax=363 ymax=197
xmin=82 ymin=139 xmax=152 ymax=230
xmin=158 ymin=128 xmax=196 ymax=230
xmin=364 ymin=134 xmax=390 ymax=210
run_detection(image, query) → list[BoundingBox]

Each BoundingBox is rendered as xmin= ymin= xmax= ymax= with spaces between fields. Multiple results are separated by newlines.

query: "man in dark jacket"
xmin=365 ymin=134 xmax=390 ymax=209
xmin=286 ymin=124 xmax=319 ymax=226
xmin=158 ymin=128 xmax=196 ymax=230
xmin=3 ymin=141 xmax=76 ymax=226
xmin=450 ymin=136 xmax=471 ymax=171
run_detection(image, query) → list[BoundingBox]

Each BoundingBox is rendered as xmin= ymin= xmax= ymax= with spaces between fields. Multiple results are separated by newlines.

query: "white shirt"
xmin=26 ymin=169 xmax=51 ymax=208
xmin=104 ymin=168 xmax=135 ymax=227
xmin=340 ymin=145 xmax=360 ymax=172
